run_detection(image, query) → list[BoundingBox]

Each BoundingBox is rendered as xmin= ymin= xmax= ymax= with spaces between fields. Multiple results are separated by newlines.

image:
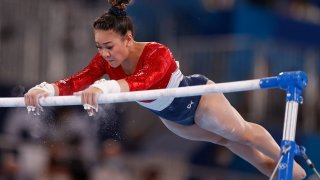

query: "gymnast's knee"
xmin=235 ymin=124 xmax=265 ymax=146
xmin=228 ymin=131 xmax=255 ymax=147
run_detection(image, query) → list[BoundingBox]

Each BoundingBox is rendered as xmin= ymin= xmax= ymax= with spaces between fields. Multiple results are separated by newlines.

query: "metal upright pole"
xmin=278 ymin=99 xmax=300 ymax=180
xmin=274 ymin=72 xmax=307 ymax=180
xmin=260 ymin=71 xmax=308 ymax=180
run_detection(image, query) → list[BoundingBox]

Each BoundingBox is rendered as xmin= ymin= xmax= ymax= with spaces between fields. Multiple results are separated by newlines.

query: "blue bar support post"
xmin=260 ymin=71 xmax=308 ymax=180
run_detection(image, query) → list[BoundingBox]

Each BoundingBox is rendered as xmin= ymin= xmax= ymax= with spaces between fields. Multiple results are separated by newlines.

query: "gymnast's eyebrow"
xmin=95 ymin=41 xmax=112 ymax=45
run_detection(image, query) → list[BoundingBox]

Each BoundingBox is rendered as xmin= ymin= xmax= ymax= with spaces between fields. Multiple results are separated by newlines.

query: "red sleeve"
xmin=53 ymin=54 xmax=107 ymax=95
xmin=125 ymin=45 xmax=175 ymax=91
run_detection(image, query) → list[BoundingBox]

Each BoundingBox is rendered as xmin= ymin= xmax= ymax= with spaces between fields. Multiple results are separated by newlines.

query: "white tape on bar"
xmin=0 ymin=79 xmax=261 ymax=107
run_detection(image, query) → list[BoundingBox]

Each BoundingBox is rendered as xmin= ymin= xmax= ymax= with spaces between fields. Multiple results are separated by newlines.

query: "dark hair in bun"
xmin=93 ymin=0 xmax=134 ymax=37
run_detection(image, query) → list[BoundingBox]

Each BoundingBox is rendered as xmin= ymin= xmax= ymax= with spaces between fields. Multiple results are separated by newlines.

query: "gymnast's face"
xmin=94 ymin=29 xmax=131 ymax=68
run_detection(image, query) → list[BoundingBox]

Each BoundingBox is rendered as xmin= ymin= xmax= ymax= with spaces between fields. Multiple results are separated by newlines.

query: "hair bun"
xmin=108 ymin=0 xmax=132 ymax=11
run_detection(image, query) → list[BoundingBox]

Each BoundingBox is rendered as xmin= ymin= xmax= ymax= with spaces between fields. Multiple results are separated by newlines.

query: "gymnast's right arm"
xmin=24 ymin=54 xmax=107 ymax=112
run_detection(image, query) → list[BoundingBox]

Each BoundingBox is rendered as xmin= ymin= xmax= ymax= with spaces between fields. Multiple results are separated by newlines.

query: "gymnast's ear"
xmin=124 ymin=31 xmax=133 ymax=47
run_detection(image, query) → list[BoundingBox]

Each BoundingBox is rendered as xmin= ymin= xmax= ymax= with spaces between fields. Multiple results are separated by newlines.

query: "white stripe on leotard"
xmin=136 ymin=68 xmax=183 ymax=111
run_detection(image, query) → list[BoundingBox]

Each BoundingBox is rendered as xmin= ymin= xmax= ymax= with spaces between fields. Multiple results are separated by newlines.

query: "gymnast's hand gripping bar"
xmin=0 ymin=71 xmax=308 ymax=108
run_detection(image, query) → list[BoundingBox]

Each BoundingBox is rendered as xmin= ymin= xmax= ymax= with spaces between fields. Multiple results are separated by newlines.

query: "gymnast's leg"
xmin=193 ymin=80 xmax=306 ymax=179
xmin=161 ymin=118 xmax=275 ymax=177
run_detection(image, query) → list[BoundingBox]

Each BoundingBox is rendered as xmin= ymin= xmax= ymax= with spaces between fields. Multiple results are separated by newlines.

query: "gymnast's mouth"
xmin=105 ymin=58 xmax=115 ymax=63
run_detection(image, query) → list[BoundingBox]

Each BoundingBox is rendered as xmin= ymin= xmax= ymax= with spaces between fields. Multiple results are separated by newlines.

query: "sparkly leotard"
xmin=53 ymin=42 xmax=208 ymax=125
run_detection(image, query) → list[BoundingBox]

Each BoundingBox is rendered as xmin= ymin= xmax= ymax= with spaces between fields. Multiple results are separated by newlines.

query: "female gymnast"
xmin=24 ymin=0 xmax=306 ymax=178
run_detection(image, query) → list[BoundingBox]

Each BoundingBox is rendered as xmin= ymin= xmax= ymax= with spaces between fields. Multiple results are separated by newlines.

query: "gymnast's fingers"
xmin=80 ymin=90 xmax=86 ymax=105
xmin=91 ymin=92 xmax=99 ymax=112
xmin=87 ymin=108 xmax=95 ymax=116
xmin=24 ymin=90 xmax=40 ymax=109
xmin=82 ymin=88 xmax=101 ymax=111
xmin=81 ymin=89 xmax=95 ymax=115
xmin=82 ymin=90 xmax=92 ymax=106
xmin=33 ymin=91 xmax=49 ymax=108
xmin=24 ymin=93 xmax=31 ymax=107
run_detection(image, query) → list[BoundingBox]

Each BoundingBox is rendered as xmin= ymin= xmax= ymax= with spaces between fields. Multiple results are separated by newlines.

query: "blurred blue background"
xmin=1 ymin=0 xmax=320 ymax=179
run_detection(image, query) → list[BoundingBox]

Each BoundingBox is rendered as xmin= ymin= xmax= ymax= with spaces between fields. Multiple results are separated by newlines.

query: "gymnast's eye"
xmin=106 ymin=46 xmax=114 ymax=50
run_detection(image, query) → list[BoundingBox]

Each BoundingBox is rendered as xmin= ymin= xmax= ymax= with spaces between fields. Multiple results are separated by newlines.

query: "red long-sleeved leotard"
xmin=53 ymin=42 xmax=208 ymax=125
xmin=53 ymin=42 xmax=178 ymax=96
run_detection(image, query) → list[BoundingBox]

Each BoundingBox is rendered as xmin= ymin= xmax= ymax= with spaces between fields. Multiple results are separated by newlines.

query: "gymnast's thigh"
xmin=194 ymin=80 xmax=250 ymax=140
xmin=159 ymin=117 xmax=225 ymax=143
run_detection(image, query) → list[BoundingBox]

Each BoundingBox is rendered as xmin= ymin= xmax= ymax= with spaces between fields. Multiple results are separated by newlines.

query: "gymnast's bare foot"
xmin=292 ymin=162 xmax=306 ymax=180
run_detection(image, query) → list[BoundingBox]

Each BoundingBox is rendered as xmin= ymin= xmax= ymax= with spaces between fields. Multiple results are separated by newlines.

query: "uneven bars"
xmin=0 ymin=71 xmax=310 ymax=180
xmin=0 ymin=71 xmax=307 ymax=107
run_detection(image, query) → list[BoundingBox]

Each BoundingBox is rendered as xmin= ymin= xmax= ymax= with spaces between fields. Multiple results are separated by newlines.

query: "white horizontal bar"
xmin=0 ymin=79 xmax=261 ymax=107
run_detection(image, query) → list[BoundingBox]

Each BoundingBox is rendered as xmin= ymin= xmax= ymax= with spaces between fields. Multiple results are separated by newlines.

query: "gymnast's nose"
xmin=99 ymin=48 xmax=111 ymax=58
